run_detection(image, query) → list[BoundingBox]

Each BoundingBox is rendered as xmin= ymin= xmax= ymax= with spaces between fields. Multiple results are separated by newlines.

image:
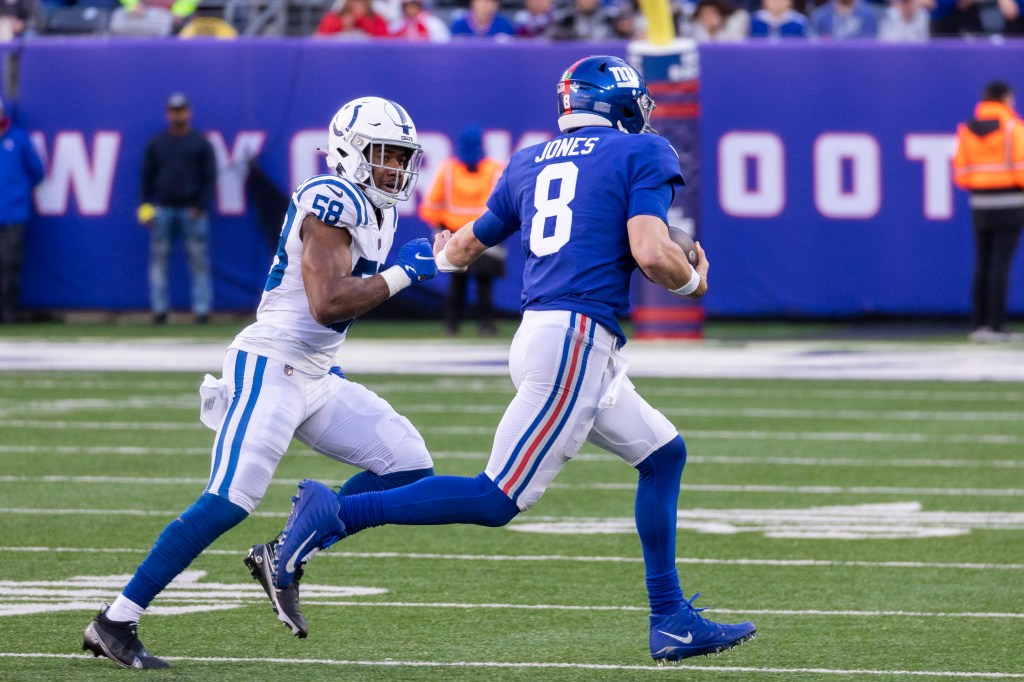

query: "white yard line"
xmin=3 ymin=652 xmax=1023 ymax=677
xmin=2 ymin=339 xmax=1024 ymax=382
xmin=299 ymin=601 xmax=1024 ymax=620
xmin=2 ymin=420 xmax=1020 ymax=447
xmin=2 ymin=546 xmax=1022 ymax=572
xmin=2 ymin=446 xmax=1020 ymax=469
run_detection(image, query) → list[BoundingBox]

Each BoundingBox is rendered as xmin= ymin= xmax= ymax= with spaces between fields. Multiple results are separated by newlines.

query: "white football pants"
xmin=205 ymin=348 xmax=433 ymax=513
xmin=486 ymin=310 xmax=679 ymax=510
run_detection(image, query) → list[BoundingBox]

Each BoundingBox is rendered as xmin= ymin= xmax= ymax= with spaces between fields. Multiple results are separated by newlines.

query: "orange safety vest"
xmin=952 ymin=101 xmax=1024 ymax=191
xmin=418 ymin=157 xmax=504 ymax=231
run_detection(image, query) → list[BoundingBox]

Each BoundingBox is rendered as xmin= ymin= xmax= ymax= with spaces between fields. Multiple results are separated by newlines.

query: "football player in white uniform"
xmin=82 ymin=97 xmax=439 ymax=669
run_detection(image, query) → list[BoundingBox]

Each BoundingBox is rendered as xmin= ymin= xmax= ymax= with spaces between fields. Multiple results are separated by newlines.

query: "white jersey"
xmin=231 ymin=173 xmax=397 ymax=374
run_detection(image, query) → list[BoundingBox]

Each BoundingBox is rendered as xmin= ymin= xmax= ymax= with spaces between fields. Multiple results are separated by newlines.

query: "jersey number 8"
xmin=530 ymin=162 xmax=578 ymax=257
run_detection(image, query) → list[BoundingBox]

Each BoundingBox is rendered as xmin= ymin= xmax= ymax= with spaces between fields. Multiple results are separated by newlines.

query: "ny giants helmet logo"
xmin=608 ymin=65 xmax=640 ymax=89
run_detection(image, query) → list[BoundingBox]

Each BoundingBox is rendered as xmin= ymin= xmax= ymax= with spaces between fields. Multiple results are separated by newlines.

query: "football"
xmin=668 ymin=225 xmax=698 ymax=265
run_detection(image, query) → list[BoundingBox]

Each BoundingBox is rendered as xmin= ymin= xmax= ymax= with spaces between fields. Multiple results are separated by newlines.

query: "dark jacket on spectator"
xmin=141 ymin=130 xmax=216 ymax=209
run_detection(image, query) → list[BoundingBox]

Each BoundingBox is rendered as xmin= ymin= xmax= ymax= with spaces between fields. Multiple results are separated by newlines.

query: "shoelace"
xmin=682 ymin=592 xmax=712 ymax=625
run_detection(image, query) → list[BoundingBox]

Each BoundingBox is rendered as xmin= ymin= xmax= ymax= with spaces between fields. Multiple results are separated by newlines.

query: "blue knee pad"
xmin=339 ymin=466 xmax=435 ymax=495
xmin=123 ymin=493 xmax=248 ymax=608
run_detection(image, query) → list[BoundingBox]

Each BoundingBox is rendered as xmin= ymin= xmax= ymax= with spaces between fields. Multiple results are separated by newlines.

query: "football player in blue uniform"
xmin=82 ymin=97 xmax=440 ymax=669
xmin=256 ymin=56 xmax=756 ymax=664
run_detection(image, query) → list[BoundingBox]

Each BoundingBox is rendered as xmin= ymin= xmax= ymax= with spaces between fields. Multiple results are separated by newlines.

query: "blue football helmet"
xmin=557 ymin=55 xmax=656 ymax=135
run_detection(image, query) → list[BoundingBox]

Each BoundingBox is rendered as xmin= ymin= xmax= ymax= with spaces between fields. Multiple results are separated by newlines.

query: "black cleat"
xmin=244 ymin=542 xmax=308 ymax=638
xmin=82 ymin=605 xmax=170 ymax=669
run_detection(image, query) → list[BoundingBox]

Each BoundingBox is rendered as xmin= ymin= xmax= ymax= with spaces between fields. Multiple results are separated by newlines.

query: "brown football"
xmin=668 ymin=225 xmax=698 ymax=265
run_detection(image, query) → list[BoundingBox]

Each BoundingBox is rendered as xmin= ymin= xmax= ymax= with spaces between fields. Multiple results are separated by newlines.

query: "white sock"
xmin=105 ymin=595 xmax=145 ymax=624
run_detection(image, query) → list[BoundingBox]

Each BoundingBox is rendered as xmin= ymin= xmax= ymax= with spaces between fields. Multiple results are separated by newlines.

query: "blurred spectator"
xmin=937 ymin=0 xmax=1024 ymax=35
xmin=609 ymin=0 xmax=645 ymax=37
xmin=685 ymin=0 xmax=750 ymax=39
xmin=878 ymin=0 xmax=930 ymax=39
xmin=546 ymin=0 xmax=617 ymax=39
xmin=419 ymin=125 xmax=505 ymax=337
xmin=390 ymin=0 xmax=450 ymax=39
xmin=316 ymin=0 xmax=390 ymax=37
xmin=0 ymin=96 xmax=44 ymax=324
xmin=810 ymin=0 xmax=879 ymax=37
xmin=0 ymin=0 xmax=43 ymax=38
xmin=750 ymin=0 xmax=810 ymax=35
xmin=139 ymin=92 xmax=217 ymax=325
xmin=450 ymin=0 xmax=515 ymax=36
xmin=373 ymin=0 xmax=402 ymax=22
xmin=929 ymin=0 xmax=961 ymax=32
xmin=114 ymin=0 xmax=197 ymax=34
xmin=513 ymin=0 xmax=555 ymax=36
xmin=952 ymin=80 xmax=1024 ymax=343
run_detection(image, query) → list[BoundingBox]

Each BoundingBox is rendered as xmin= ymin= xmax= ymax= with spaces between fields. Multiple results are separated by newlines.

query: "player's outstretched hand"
xmin=396 ymin=238 xmax=437 ymax=283
xmin=433 ymin=229 xmax=453 ymax=256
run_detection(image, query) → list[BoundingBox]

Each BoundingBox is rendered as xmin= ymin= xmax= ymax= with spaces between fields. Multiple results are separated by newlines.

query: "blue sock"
xmin=635 ymin=436 xmax=687 ymax=617
xmin=339 ymin=472 xmax=519 ymax=534
xmin=123 ymin=493 xmax=248 ymax=609
xmin=339 ymin=467 xmax=434 ymax=495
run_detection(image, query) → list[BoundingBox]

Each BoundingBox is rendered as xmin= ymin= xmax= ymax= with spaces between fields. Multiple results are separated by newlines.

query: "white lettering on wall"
xmin=905 ymin=134 xmax=957 ymax=220
xmin=814 ymin=133 xmax=880 ymax=219
xmin=718 ymin=132 xmax=785 ymax=218
xmin=207 ymin=131 xmax=266 ymax=216
xmin=289 ymin=130 xmax=324 ymax=192
xmin=31 ymin=131 xmax=121 ymax=216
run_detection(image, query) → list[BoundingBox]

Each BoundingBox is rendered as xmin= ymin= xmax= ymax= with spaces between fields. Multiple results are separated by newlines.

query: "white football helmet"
xmin=325 ymin=97 xmax=423 ymax=209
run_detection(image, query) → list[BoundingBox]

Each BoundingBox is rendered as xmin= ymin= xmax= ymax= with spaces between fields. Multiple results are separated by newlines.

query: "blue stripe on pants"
xmin=209 ymin=350 xmax=248 ymax=490
xmin=217 ymin=355 xmax=267 ymax=497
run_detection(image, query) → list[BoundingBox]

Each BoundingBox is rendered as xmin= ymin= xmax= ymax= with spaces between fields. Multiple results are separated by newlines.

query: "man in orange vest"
xmin=420 ymin=125 xmax=506 ymax=336
xmin=952 ymin=80 xmax=1024 ymax=343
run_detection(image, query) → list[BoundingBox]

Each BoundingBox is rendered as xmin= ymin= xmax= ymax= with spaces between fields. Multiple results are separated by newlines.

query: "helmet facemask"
xmin=351 ymin=138 xmax=423 ymax=208
xmin=633 ymin=92 xmax=657 ymax=135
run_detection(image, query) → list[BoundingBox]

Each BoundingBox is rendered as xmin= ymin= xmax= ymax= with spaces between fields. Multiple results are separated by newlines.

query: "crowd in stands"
xmin=0 ymin=0 xmax=1021 ymax=40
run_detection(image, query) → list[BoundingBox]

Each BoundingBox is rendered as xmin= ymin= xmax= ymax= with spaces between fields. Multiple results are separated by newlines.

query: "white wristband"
xmin=435 ymin=244 xmax=466 ymax=273
xmin=670 ymin=267 xmax=701 ymax=297
xmin=379 ymin=265 xmax=412 ymax=298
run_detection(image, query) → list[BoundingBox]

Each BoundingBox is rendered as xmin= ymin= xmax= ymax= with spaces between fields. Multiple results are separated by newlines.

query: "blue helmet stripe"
xmin=347 ymin=104 xmax=363 ymax=129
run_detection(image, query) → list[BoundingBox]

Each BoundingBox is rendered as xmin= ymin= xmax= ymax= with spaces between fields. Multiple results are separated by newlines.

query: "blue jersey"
xmin=483 ymin=127 xmax=684 ymax=346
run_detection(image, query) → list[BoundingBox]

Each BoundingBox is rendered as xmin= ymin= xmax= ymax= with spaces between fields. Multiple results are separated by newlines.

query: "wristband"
xmin=435 ymin=244 xmax=466 ymax=273
xmin=671 ymin=267 xmax=701 ymax=297
xmin=380 ymin=265 xmax=412 ymax=298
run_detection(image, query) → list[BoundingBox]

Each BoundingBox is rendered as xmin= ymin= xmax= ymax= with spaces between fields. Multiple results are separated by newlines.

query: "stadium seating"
xmin=108 ymin=6 xmax=174 ymax=36
xmin=44 ymin=5 xmax=111 ymax=34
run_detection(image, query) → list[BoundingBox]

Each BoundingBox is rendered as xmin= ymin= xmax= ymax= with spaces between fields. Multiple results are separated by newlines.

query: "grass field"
xmin=1 ymin=324 xmax=1023 ymax=680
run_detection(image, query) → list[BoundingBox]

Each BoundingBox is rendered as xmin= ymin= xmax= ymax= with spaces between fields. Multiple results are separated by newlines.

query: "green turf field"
xmin=1 ymin=360 xmax=1022 ymax=680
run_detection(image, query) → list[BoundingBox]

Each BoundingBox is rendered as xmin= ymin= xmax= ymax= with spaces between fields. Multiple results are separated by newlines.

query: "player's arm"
xmin=301 ymin=215 xmax=436 ymax=325
xmin=433 ymin=208 xmax=516 ymax=272
xmin=628 ymin=214 xmax=709 ymax=300
xmin=301 ymin=215 xmax=392 ymax=325
xmin=431 ymin=220 xmax=487 ymax=270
